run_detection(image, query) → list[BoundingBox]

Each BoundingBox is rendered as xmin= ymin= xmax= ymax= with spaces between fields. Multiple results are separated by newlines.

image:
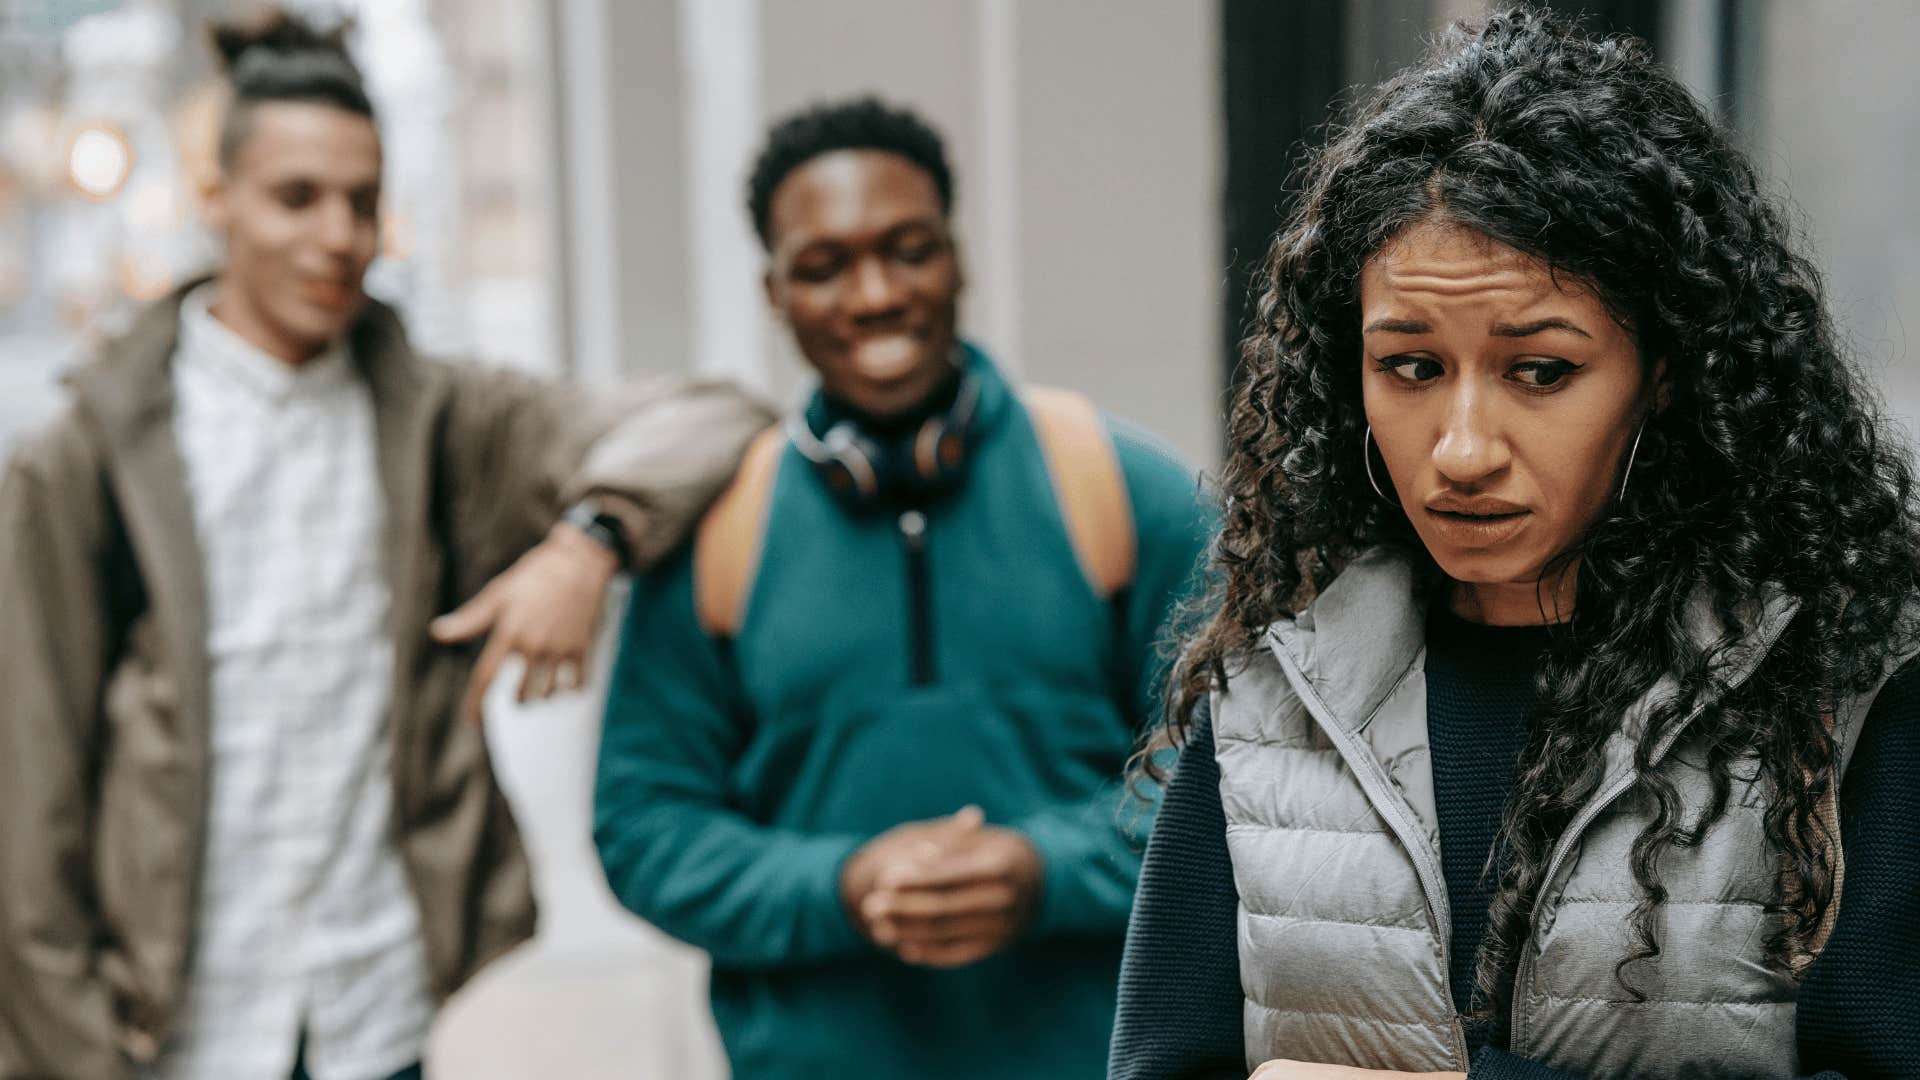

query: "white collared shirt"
xmin=146 ymin=286 xmax=435 ymax=1080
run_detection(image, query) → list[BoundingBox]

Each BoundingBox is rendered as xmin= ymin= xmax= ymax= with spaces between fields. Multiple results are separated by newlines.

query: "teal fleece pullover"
xmin=594 ymin=348 xmax=1211 ymax=1079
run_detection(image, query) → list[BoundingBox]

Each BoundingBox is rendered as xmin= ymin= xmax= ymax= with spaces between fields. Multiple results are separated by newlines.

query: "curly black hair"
xmin=209 ymin=9 xmax=373 ymax=167
xmin=746 ymin=96 xmax=953 ymax=249
xmin=1167 ymin=5 xmax=1920 ymax=1027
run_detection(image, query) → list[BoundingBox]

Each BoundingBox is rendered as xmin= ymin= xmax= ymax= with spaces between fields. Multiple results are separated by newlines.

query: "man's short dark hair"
xmin=209 ymin=9 xmax=376 ymax=167
xmin=747 ymin=97 xmax=953 ymax=249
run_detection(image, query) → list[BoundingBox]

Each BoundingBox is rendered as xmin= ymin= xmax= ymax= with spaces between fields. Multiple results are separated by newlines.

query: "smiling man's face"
xmin=205 ymin=101 xmax=382 ymax=365
xmin=763 ymin=149 xmax=962 ymax=418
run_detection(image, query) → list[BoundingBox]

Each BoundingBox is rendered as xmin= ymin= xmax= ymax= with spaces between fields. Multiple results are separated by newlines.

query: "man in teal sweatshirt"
xmin=593 ymin=97 xmax=1211 ymax=1079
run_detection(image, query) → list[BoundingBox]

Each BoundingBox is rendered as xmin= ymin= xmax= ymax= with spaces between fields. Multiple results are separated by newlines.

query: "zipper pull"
xmin=898 ymin=509 xmax=927 ymax=550
xmin=897 ymin=510 xmax=934 ymax=685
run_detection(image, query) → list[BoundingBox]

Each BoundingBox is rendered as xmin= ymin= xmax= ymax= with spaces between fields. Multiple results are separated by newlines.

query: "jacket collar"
xmin=65 ymin=276 xmax=419 ymax=435
xmin=1266 ymin=547 xmax=1427 ymax=734
xmin=1266 ymin=546 xmax=1801 ymax=740
xmin=63 ymin=282 xmax=210 ymax=770
xmin=60 ymin=279 xmax=430 ymax=759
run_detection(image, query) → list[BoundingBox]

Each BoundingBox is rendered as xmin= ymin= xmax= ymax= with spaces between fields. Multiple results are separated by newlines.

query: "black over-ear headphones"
xmin=786 ymin=369 xmax=981 ymax=510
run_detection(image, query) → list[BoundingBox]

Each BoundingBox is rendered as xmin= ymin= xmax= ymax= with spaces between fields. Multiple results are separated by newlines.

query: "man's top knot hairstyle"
xmin=209 ymin=9 xmax=374 ymax=167
xmin=746 ymin=96 xmax=953 ymax=249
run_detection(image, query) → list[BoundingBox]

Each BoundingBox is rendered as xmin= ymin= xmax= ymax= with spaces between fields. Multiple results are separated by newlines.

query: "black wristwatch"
xmin=563 ymin=499 xmax=634 ymax=567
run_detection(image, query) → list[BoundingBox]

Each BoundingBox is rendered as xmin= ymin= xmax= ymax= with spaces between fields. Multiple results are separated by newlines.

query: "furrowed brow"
xmin=1363 ymin=317 xmax=1431 ymax=334
xmin=1490 ymin=317 xmax=1591 ymax=339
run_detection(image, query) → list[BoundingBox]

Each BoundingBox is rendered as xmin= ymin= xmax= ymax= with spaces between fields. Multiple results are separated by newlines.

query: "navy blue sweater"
xmin=1108 ymin=614 xmax=1920 ymax=1080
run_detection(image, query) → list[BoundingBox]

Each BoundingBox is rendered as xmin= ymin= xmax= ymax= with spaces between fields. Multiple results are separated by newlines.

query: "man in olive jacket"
xmin=0 ymin=288 xmax=769 ymax=1076
xmin=0 ymin=12 xmax=772 ymax=1080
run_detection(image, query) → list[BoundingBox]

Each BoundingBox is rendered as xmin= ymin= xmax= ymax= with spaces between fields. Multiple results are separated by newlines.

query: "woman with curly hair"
xmin=1109 ymin=9 xmax=1920 ymax=1080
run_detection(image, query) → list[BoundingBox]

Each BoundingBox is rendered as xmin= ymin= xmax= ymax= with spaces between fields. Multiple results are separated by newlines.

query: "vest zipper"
xmin=1509 ymin=608 xmax=1796 ymax=1050
xmin=899 ymin=509 xmax=934 ymax=685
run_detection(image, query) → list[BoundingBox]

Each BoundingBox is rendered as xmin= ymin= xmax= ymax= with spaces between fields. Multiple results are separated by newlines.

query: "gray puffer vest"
xmin=1214 ymin=548 xmax=1902 ymax=1078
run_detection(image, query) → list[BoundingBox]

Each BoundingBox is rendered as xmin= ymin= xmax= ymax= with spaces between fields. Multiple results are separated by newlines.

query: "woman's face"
xmin=1359 ymin=220 xmax=1656 ymax=621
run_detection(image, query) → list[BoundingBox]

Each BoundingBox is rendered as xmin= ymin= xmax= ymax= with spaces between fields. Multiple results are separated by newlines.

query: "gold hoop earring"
xmin=1363 ymin=425 xmax=1397 ymax=505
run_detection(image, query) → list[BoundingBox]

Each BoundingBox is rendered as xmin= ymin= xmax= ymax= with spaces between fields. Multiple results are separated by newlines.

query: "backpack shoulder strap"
xmin=693 ymin=426 xmax=784 ymax=638
xmin=1024 ymin=386 xmax=1136 ymax=599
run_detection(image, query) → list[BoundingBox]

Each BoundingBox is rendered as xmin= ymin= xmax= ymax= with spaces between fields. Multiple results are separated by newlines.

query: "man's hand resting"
xmin=841 ymin=805 xmax=1044 ymax=970
xmin=430 ymin=521 xmax=621 ymax=725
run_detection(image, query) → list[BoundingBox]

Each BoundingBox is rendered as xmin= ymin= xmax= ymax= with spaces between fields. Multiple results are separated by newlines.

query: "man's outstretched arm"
xmin=427 ymin=367 xmax=776 ymax=723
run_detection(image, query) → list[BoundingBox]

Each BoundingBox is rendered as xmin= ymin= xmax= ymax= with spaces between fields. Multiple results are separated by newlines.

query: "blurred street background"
xmin=3 ymin=1 xmax=1917 ymax=1076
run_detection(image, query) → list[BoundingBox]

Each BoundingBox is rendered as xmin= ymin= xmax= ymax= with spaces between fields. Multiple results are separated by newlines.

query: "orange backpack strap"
xmin=693 ymin=426 xmax=785 ymax=637
xmin=1025 ymin=386 xmax=1136 ymax=599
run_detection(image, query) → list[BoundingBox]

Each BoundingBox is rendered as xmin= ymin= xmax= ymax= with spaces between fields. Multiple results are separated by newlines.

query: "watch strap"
xmin=563 ymin=500 xmax=634 ymax=567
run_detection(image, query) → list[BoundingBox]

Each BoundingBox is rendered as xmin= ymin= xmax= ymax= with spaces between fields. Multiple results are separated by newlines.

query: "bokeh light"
xmin=67 ymin=121 xmax=133 ymax=200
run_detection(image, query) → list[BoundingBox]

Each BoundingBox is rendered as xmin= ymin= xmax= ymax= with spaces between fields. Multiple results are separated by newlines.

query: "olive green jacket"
xmin=0 ymin=284 xmax=772 ymax=1079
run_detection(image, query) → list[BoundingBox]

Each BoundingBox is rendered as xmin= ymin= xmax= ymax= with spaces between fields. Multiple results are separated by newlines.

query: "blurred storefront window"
xmin=0 ymin=0 xmax=563 ymax=448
